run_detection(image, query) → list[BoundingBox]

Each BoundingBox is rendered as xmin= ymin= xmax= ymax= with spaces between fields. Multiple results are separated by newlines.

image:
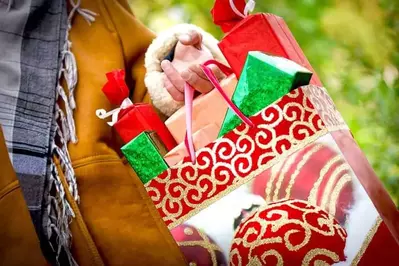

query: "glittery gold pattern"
xmin=272 ymin=150 xmax=301 ymax=202
xmin=145 ymin=87 xmax=348 ymax=228
xmin=328 ymin=174 xmax=352 ymax=217
xmin=301 ymin=85 xmax=348 ymax=131
xmin=258 ymin=140 xmax=354 ymax=224
xmin=178 ymin=229 xmax=224 ymax=266
xmin=351 ymin=217 xmax=383 ymax=265
xmin=230 ymin=199 xmax=347 ymax=266
xmin=321 ymin=164 xmax=351 ymax=209
xmin=260 ymin=250 xmax=284 ymax=266
xmin=184 ymin=227 xmax=194 ymax=236
xmin=301 ymin=248 xmax=340 ymax=266
xmin=308 ymin=155 xmax=342 ymax=205
xmin=283 ymin=144 xmax=324 ymax=200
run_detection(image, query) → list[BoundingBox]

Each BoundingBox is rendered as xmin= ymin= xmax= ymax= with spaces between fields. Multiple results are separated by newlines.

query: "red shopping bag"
xmin=212 ymin=0 xmax=322 ymax=86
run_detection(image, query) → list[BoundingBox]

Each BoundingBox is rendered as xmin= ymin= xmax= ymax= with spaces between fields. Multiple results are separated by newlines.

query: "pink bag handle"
xmin=184 ymin=60 xmax=254 ymax=163
xmin=184 ymin=82 xmax=196 ymax=163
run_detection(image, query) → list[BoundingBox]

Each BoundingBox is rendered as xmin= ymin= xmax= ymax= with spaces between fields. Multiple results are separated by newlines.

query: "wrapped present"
xmin=165 ymin=60 xmax=251 ymax=164
xmin=165 ymin=75 xmax=237 ymax=144
xmin=184 ymin=61 xmax=253 ymax=163
xmin=211 ymin=0 xmax=249 ymax=33
xmin=230 ymin=199 xmax=347 ymax=265
xmin=101 ymin=69 xmax=130 ymax=105
xmin=218 ymin=51 xmax=312 ymax=137
xmin=171 ymin=224 xmax=227 ymax=266
xmin=121 ymin=131 xmax=168 ymax=184
xmin=113 ymin=103 xmax=176 ymax=150
xmin=211 ymin=0 xmax=322 ymax=86
xmin=164 ymin=123 xmax=219 ymax=167
xmin=96 ymin=70 xmax=177 ymax=150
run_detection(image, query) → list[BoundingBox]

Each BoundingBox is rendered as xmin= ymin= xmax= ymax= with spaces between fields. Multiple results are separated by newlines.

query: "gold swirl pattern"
xmin=283 ymin=144 xmax=324 ymax=200
xmin=254 ymin=141 xmax=354 ymax=225
xmin=260 ymin=250 xmax=284 ymax=266
xmin=230 ymin=199 xmax=347 ymax=266
xmin=321 ymin=164 xmax=351 ymax=209
xmin=301 ymin=248 xmax=340 ymax=266
xmin=302 ymin=85 xmax=348 ymax=131
xmin=145 ymin=88 xmax=348 ymax=228
xmin=172 ymin=224 xmax=226 ymax=266
xmin=308 ymin=155 xmax=342 ymax=205
xmin=177 ymin=226 xmax=224 ymax=266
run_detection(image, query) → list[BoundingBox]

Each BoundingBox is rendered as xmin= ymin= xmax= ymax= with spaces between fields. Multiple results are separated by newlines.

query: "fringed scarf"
xmin=0 ymin=0 xmax=95 ymax=265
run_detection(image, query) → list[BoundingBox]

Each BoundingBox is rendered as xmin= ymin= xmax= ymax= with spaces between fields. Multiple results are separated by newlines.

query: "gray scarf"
xmin=0 ymin=0 xmax=95 ymax=265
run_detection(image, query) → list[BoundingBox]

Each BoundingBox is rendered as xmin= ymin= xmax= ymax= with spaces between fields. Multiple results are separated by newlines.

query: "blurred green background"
xmin=131 ymin=0 xmax=399 ymax=205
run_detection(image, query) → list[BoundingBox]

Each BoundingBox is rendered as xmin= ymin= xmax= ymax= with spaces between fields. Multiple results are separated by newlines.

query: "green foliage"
xmin=131 ymin=0 xmax=399 ymax=205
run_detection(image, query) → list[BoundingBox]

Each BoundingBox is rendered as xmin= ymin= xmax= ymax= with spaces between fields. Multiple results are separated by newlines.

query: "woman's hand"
xmin=161 ymin=30 xmax=225 ymax=101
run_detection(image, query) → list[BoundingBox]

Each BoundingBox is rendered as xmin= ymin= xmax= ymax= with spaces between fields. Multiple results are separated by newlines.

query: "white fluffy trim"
xmin=144 ymin=24 xmax=227 ymax=117
xmin=334 ymin=176 xmax=380 ymax=265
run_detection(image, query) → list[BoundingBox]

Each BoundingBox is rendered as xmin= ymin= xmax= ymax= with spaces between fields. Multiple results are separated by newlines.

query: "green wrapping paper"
xmin=121 ymin=131 xmax=168 ymax=184
xmin=218 ymin=51 xmax=313 ymax=137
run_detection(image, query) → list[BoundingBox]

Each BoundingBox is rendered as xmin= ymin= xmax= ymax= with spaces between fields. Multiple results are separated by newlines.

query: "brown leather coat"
xmin=0 ymin=0 xmax=187 ymax=265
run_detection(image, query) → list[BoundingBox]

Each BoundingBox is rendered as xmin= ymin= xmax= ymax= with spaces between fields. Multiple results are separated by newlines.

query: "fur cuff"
xmin=144 ymin=24 xmax=227 ymax=117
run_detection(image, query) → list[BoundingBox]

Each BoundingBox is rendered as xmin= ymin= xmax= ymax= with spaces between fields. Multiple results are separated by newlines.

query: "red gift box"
xmin=212 ymin=1 xmax=322 ymax=86
xmin=114 ymin=103 xmax=177 ymax=151
xmin=100 ymin=70 xmax=177 ymax=150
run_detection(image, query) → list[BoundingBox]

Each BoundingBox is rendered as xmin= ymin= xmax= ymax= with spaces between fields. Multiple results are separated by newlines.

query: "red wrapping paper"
xmin=102 ymin=70 xmax=130 ymax=105
xmin=101 ymin=70 xmax=177 ymax=150
xmin=114 ymin=104 xmax=177 ymax=150
xmin=211 ymin=0 xmax=246 ymax=33
xmin=212 ymin=1 xmax=322 ymax=86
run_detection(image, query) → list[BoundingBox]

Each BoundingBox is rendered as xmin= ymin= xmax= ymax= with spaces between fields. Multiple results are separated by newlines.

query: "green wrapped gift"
xmin=218 ymin=51 xmax=313 ymax=137
xmin=121 ymin=131 xmax=168 ymax=184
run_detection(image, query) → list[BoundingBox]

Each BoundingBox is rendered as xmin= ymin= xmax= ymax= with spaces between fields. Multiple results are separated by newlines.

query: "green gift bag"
xmin=218 ymin=51 xmax=313 ymax=137
xmin=122 ymin=131 xmax=168 ymax=184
